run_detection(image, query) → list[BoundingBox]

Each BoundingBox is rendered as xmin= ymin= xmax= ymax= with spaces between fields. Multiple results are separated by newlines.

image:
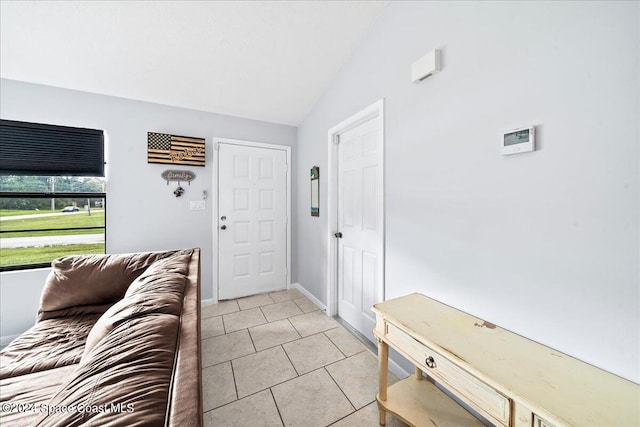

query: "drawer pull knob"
xmin=425 ymin=356 xmax=436 ymax=368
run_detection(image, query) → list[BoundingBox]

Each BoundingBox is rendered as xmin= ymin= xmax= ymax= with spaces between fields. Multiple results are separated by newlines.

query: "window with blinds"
xmin=0 ymin=120 xmax=106 ymax=271
xmin=0 ymin=119 xmax=105 ymax=176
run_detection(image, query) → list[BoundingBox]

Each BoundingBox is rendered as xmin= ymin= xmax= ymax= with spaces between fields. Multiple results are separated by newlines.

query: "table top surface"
xmin=373 ymin=293 xmax=640 ymax=427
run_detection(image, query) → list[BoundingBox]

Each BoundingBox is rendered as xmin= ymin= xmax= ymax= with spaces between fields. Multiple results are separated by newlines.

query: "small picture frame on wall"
xmin=311 ymin=166 xmax=319 ymax=217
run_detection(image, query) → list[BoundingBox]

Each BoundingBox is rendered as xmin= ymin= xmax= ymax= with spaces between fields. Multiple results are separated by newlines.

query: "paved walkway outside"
xmin=0 ymin=211 xmax=86 ymax=221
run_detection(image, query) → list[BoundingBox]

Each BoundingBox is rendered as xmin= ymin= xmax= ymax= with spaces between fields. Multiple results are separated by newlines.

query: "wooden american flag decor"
xmin=147 ymin=132 xmax=205 ymax=166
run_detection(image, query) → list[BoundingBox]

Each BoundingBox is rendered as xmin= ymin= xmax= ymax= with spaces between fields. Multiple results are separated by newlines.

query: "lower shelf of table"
xmin=376 ymin=376 xmax=485 ymax=427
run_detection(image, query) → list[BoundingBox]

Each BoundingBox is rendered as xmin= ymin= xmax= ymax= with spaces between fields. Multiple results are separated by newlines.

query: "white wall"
xmin=296 ymin=1 xmax=640 ymax=383
xmin=0 ymin=78 xmax=297 ymax=337
xmin=0 ymin=268 xmax=49 ymax=344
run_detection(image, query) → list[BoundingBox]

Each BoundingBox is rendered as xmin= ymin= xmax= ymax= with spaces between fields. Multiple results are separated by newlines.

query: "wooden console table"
xmin=373 ymin=293 xmax=640 ymax=427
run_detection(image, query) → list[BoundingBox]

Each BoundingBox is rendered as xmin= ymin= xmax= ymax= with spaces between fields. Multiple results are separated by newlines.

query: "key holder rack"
xmin=162 ymin=170 xmax=196 ymax=197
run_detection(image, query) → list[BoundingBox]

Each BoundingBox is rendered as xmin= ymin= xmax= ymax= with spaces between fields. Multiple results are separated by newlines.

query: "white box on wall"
xmin=412 ymin=49 xmax=441 ymax=83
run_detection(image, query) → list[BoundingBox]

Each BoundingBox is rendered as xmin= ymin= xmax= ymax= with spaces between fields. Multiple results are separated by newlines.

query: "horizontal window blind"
xmin=0 ymin=119 xmax=105 ymax=177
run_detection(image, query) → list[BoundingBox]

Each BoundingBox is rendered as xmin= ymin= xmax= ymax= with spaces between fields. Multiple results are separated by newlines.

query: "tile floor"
xmin=200 ymin=289 xmax=409 ymax=427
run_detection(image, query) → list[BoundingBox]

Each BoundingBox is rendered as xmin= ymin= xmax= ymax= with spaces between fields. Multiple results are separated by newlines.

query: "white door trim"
xmin=326 ymin=99 xmax=385 ymax=317
xmin=212 ymin=137 xmax=292 ymax=302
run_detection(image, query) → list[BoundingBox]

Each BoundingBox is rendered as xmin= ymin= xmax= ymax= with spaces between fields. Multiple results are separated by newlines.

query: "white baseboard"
xmin=201 ymin=298 xmax=215 ymax=307
xmin=291 ymin=282 xmax=326 ymax=311
xmin=388 ymin=356 xmax=411 ymax=379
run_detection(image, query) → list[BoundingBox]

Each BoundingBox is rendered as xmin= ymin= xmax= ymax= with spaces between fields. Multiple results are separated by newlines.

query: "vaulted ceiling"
xmin=0 ymin=1 xmax=389 ymax=126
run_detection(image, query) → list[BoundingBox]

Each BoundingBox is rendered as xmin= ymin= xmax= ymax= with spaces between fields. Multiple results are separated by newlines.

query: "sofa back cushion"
xmin=37 ymin=250 xmax=180 ymax=321
xmin=81 ymin=253 xmax=190 ymax=360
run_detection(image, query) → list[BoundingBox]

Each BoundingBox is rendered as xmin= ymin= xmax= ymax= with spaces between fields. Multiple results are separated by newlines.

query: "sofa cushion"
xmin=0 ymin=365 xmax=77 ymax=427
xmin=38 ymin=250 xmax=181 ymax=321
xmin=33 ymin=314 xmax=181 ymax=427
xmin=81 ymin=253 xmax=190 ymax=361
xmin=124 ymin=252 xmax=190 ymax=298
xmin=0 ymin=314 xmax=100 ymax=380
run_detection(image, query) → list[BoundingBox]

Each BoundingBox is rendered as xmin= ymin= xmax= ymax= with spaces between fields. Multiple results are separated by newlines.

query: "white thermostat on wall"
xmin=502 ymin=126 xmax=535 ymax=155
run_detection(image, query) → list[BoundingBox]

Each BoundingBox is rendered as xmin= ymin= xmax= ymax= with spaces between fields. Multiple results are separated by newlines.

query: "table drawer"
xmin=386 ymin=322 xmax=510 ymax=426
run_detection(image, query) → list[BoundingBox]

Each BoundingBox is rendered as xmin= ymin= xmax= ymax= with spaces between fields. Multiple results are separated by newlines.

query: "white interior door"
xmin=337 ymin=115 xmax=383 ymax=340
xmin=218 ymin=143 xmax=288 ymax=300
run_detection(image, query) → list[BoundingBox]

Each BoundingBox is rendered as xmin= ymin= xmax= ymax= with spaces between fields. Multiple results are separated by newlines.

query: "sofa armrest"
xmin=167 ymin=248 xmax=203 ymax=426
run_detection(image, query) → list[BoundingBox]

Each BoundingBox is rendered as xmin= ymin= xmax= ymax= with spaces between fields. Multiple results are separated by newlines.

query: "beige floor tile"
xmin=237 ymin=293 xmax=275 ymax=310
xmin=223 ymin=307 xmax=267 ymax=333
xmin=200 ymin=293 xmax=412 ymax=427
xmin=249 ymin=319 xmax=301 ymax=351
xmin=293 ymin=297 xmax=319 ymax=313
xmin=326 ymin=351 xmax=399 ymax=410
xmin=324 ymin=327 xmax=367 ymax=357
xmin=261 ymin=300 xmax=303 ymax=322
xmin=283 ymin=333 xmax=344 ymax=374
xmin=330 ymin=402 xmax=408 ymax=427
xmin=202 ymin=315 xmax=225 ymax=339
xmin=270 ymin=288 xmax=303 ymax=303
xmin=202 ymin=300 xmax=239 ymax=318
xmin=202 ymin=329 xmax=254 ymax=367
xmin=204 ymin=389 xmax=283 ymax=427
xmin=289 ymin=310 xmax=340 ymax=337
xmin=202 ymin=361 xmax=236 ymax=411
xmin=272 ymin=368 xmax=354 ymax=427
xmin=232 ymin=346 xmax=297 ymax=398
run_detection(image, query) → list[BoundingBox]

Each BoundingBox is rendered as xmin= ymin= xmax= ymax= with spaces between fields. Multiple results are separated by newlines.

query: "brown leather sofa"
xmin=0 ymin=249 xmax=202 ymax=426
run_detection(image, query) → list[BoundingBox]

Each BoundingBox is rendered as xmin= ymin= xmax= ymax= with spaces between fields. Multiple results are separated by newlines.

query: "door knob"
xmin=334 ymin=232 xmax=342 ymax=238
xmin=220 ymin=225 xmax=227 ymax=230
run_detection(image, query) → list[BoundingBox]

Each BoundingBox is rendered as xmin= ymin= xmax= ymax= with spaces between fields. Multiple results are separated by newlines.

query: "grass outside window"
xmin=0 ymin=197 xmax=106 ymax=270
xmin=1 ymin=243 xmax=105 ymax=267
xmin=1 ymin=210 xmax=104 ymax=237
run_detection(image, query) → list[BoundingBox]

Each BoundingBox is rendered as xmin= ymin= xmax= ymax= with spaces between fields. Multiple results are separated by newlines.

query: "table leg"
xmin=378 ymin=338 xmax=388 ymax=426
xmin=416 ymin=366 xmax=423 ymax=380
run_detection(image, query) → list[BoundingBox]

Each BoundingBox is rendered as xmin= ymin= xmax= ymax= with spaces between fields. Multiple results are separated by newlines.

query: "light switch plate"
xmin=190 ymin=201 xmax=206 ymax=211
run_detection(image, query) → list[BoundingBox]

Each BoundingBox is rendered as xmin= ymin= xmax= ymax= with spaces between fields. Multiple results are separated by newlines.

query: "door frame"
xmin=326 ymin=99 xmax=385 ymax=317
xmin=212 ymin=137 xmax=292 ymax=302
